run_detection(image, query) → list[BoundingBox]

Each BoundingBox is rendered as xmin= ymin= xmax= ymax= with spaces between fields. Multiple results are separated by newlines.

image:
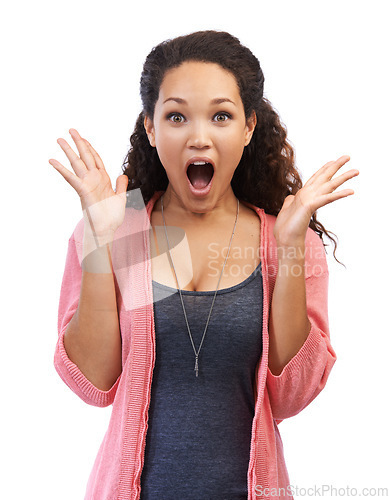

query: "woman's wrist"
xmin=275 ymin=236 xmax=306 ymax=259
xmin=82 ymin=222 xmax=115 ymax=273
xmin=82 ymin=215 xmax=116 ymax=245
xmin=275 ymin=239 xmax=306 ymax=279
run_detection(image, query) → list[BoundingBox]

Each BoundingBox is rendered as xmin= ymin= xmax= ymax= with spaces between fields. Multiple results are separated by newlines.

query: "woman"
xmin=50 ymin=31 xmax=358 ymax=499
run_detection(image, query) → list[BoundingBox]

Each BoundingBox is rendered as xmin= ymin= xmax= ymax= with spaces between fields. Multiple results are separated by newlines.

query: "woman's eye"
xmin=214 ymin=113 xmax=231 ymax=123
xmin=168 ymin=113 xmax=185 ymax=123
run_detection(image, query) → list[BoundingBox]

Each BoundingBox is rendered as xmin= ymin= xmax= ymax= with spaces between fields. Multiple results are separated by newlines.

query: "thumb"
xmin=115 ymin=174 xmax=129 ymax=195
xmin=281 ymin=194 xmax=295 ymax=210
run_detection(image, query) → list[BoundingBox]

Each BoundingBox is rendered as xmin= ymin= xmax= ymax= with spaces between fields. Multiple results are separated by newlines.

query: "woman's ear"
xmin=244 ymin=111 xmax=257 ymax=146
xmin=144 ymin=115 xmax=156 ymax=147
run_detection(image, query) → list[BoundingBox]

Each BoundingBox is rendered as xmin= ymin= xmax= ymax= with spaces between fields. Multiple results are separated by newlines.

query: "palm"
xmin=274 ymin=156 xmax=359 ymax=246
xmin=49 ymin=128 xmax=129 ymax=236
xmin=77 ymin=167 xmax=127 ymax=235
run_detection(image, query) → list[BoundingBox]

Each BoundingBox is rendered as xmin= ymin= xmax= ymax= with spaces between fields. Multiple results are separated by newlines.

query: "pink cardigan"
xmin=54 ymin=189 xmax=336 ymax=500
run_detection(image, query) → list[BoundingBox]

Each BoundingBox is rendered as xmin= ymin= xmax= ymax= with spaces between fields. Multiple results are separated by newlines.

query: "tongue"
xmin=187 ymin=164 xmax=213 ymax=189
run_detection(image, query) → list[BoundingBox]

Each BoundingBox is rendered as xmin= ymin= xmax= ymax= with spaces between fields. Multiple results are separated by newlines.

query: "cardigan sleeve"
xmin=53 ymin=233 xmax=121 ymax=407
xmin=265 ymin=230 xmax=337 ymax=421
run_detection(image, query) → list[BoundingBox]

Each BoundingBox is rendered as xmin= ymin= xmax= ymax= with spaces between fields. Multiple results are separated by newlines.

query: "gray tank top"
xmin=140 ymin=261 xmax=263 ymax=499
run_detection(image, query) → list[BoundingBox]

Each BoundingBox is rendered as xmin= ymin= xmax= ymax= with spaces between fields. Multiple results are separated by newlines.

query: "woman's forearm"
xmin=267 ymin=155 xmax=357 ymax=375
xmin=63 ymin=229 xmax=122 ymax=391
xmin=268 ymin=243 xmax=311 ymax=376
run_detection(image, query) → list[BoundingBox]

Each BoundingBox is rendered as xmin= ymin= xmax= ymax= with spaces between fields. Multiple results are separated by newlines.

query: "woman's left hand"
xmin=273 ymin=155 xmax=359 ymax=247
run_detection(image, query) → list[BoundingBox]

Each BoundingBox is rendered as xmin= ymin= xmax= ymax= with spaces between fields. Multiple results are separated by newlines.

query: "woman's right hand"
xmin=49 ymin=128 xmax=129 ymax=239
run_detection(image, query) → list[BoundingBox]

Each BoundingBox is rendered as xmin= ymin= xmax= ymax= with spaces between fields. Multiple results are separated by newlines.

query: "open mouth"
xmin=186 ymin=161 xmax=214 ymax=189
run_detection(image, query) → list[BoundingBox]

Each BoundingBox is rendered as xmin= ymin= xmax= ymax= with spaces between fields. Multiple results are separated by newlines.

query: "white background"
xmin=1 ymin=1 xmax=388 ymax=498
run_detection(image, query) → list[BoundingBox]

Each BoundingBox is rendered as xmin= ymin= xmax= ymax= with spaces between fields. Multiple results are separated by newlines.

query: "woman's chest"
xmin=149 ymin=207 xmax=261 ymax=292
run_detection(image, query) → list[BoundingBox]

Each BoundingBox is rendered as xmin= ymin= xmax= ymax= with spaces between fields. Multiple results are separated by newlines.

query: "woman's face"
xmin=144 ymin=61 xmax=256 ymax=216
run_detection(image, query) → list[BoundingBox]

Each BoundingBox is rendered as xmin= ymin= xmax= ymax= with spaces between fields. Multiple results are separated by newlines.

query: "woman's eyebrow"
xmin=211 ymin=97 xmax=236 ymax=106
xmin=163 ymin=97 xmax=236 ymax=106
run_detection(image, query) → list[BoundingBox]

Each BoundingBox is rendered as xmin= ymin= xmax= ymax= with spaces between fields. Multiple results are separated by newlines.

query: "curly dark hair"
xmin=121 ymin=30 xmax=341 ymax=263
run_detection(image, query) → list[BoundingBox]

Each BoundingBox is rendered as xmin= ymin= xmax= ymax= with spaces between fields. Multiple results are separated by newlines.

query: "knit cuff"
xmin=54 ymin=327 xmax=121 ymax=407
xmin=266 ymin=324 xmax=324 ymax=383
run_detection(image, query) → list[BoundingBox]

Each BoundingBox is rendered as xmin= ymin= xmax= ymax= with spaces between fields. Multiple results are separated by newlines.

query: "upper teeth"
xmin=192 ymin=161 xmax=207 ymax=165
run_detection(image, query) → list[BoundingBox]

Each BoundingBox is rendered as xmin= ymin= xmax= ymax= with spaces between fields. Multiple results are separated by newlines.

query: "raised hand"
xmin=49 ymin=129 xmax=129 ymax=239
xmin=273 ymin=155 xmax=359 ymax=247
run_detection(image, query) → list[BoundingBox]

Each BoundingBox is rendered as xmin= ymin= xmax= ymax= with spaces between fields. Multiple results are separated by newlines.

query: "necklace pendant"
xmin=194 ymin=355 xmax=199 ymax=377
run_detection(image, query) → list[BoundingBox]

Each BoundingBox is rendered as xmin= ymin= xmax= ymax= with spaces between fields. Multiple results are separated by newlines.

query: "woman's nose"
xmin=186 ymin=122 xmax=212 ymax=149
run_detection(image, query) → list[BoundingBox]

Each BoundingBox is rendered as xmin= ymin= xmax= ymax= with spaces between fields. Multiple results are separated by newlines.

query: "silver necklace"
xmin=160 ymin=194 xmax=239 ymax=377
